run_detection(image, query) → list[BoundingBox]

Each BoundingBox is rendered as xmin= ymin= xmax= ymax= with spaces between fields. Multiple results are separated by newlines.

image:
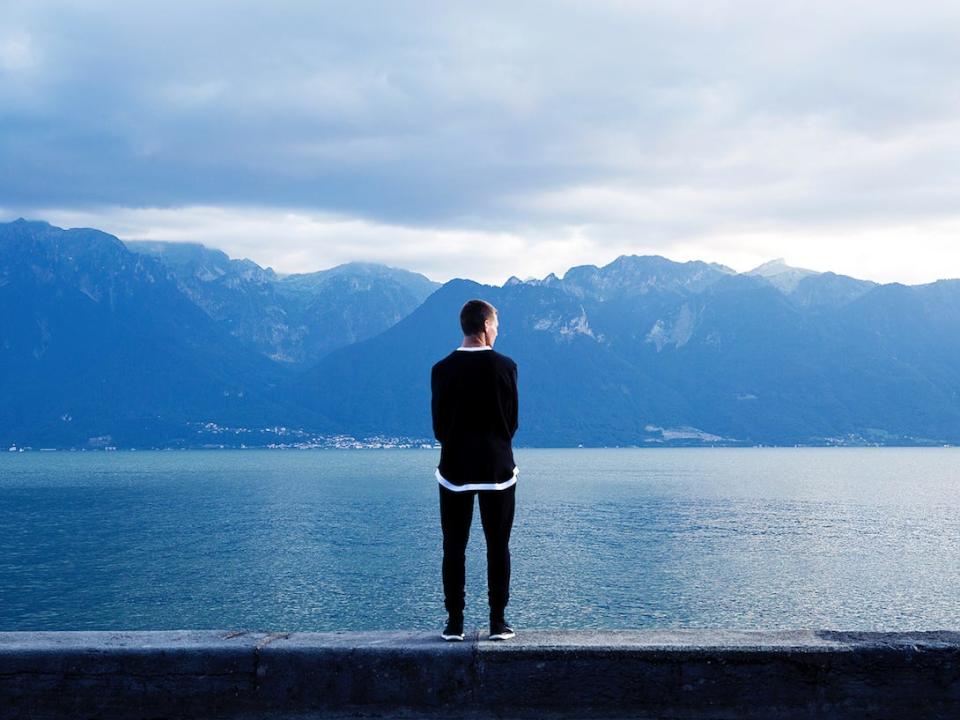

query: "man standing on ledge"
xmin=431 ymin=299 xmax=519 ymax=642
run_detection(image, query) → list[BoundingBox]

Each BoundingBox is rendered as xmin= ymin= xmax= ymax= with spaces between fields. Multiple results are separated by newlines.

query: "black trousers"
xmin=439 ymin=483 xmax=516 ymax=620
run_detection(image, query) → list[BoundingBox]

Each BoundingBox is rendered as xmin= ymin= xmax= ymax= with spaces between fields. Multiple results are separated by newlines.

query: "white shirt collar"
xmin=456 ymin=345 xmax=492 ymax=352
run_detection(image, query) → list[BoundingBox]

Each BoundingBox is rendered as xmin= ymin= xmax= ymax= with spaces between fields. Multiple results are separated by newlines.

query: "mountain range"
xmin=3 ymin=218 xmax=960 ymax=448
xmin=124 ymin=239 xmax=439 ymax=365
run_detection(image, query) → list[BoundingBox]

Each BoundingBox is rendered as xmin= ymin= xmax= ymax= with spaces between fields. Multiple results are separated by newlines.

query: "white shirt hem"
xmin=436 ymin=466 xmax=518 ymax=491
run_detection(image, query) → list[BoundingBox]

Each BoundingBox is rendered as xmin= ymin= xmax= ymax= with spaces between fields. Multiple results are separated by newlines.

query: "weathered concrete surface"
xmin=255 ymin=630 xmax=476 ymax=710
xmin=477 ymin=630 xmax=960 ymax=718
xmin=0 ymin=630 xmax=270 ymax=719
xmin=2 ymin=629 xmax=960 ymax=719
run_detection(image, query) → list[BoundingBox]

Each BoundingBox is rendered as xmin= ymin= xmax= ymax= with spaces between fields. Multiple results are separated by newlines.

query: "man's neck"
xmin=459 ymin=337 xmax=492 ymax=351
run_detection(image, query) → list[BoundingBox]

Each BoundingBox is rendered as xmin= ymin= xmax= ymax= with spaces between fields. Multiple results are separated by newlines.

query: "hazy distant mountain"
xmin=558 ymin=255 xmax=735 ymax=299
xmin=275 ymin=262 xmax=440 ymax=361
xmin=746 ymin=258 xmax=818 ymax=293
xmin=6 ymin=218 xmax=960 ymax=448
xmin=1 ymin=220 xmax=329 ymax=447
xmin=745 ymin=259 xmax=878 ymax=306
xmin=125 ymin=241 xmax=439 ymax=364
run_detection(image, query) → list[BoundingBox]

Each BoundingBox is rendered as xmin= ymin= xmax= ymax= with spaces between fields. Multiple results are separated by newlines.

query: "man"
xmin=431 ymin=299 xmax=519 ymax=642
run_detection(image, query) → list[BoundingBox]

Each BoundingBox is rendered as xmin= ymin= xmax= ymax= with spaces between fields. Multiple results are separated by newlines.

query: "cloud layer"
xmin=3 ymin=1 xmax=960 ymax=283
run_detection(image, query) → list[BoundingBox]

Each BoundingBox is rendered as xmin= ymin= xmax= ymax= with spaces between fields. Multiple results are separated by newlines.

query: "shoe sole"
xmin=488 ymin=631 xmax=515 ymax=641
xmin=441 ymin=633 xmax=465 ymax=641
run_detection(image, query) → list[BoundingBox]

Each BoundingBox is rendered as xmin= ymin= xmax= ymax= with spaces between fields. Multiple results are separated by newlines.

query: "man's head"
xmin=460 ymin=299 xmax=499 ymax=347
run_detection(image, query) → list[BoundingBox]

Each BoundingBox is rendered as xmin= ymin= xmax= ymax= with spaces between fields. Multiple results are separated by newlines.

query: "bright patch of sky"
xmin=3 ymin=1 xmax=960 ymax=285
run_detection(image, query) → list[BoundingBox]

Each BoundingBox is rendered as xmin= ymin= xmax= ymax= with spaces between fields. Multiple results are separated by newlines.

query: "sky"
xmin=3 ymin=0 xmax=960 ymax=285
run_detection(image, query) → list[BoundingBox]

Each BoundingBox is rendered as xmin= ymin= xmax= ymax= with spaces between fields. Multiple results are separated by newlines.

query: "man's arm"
xmin=431 ymin=364 xmax=447 ymax=443
xmin=507 ymin=361 xmax=519 ymax=438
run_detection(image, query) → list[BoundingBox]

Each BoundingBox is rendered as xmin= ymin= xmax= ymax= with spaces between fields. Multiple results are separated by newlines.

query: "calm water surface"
xmin=1 ymin=448 xmax=959 ymax=631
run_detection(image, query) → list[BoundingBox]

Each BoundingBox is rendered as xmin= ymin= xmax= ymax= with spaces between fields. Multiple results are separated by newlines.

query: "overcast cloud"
xmin=3 ymin=0 xmax=960 ymax=284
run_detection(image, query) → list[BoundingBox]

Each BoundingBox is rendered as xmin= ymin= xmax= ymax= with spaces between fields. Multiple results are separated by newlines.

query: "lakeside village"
xmin=7 ymin=422 xmax=439 ymax=452
xmin=191 ymin=421 xmax=440 ymax=450
xmin=7 ymin=423 xmax=954 ymax=453
xmin=8 ymin=426 xmax=954 ymax=452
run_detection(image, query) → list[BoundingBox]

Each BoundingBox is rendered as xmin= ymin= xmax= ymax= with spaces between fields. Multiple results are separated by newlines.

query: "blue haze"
xmin=1 ymin=448 xmax=959 ymax=632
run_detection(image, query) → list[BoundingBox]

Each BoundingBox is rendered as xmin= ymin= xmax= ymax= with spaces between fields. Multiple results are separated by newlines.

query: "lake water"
xmin=1 ymin=448 xmax=959 ymax=632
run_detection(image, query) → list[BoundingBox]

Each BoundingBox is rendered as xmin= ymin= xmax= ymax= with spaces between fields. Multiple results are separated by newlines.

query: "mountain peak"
xmin=281 ymin=261 xmax=438 ymax=293
xmin=748 ymin=258 xmax=795 ymax=276
xmin=4 ymin=218 xmax=55 ymax=234
xmin=746 ymin=258 xmax=819 ymax=293
xmin=558 ymin=254 xmax=731 ymax=299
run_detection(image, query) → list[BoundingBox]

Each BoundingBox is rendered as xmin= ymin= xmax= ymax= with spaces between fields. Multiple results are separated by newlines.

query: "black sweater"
xmin=431 ymin=348 xmax=518 ymax=488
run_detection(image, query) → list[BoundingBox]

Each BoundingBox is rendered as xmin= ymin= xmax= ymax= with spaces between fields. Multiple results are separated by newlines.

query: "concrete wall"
xmin=2 ymin=629 xmax=960 ymax=719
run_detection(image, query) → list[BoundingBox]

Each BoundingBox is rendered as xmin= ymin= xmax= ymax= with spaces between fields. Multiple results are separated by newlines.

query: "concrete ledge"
xmin=3 ymin=630 xmax=960 ymax=718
